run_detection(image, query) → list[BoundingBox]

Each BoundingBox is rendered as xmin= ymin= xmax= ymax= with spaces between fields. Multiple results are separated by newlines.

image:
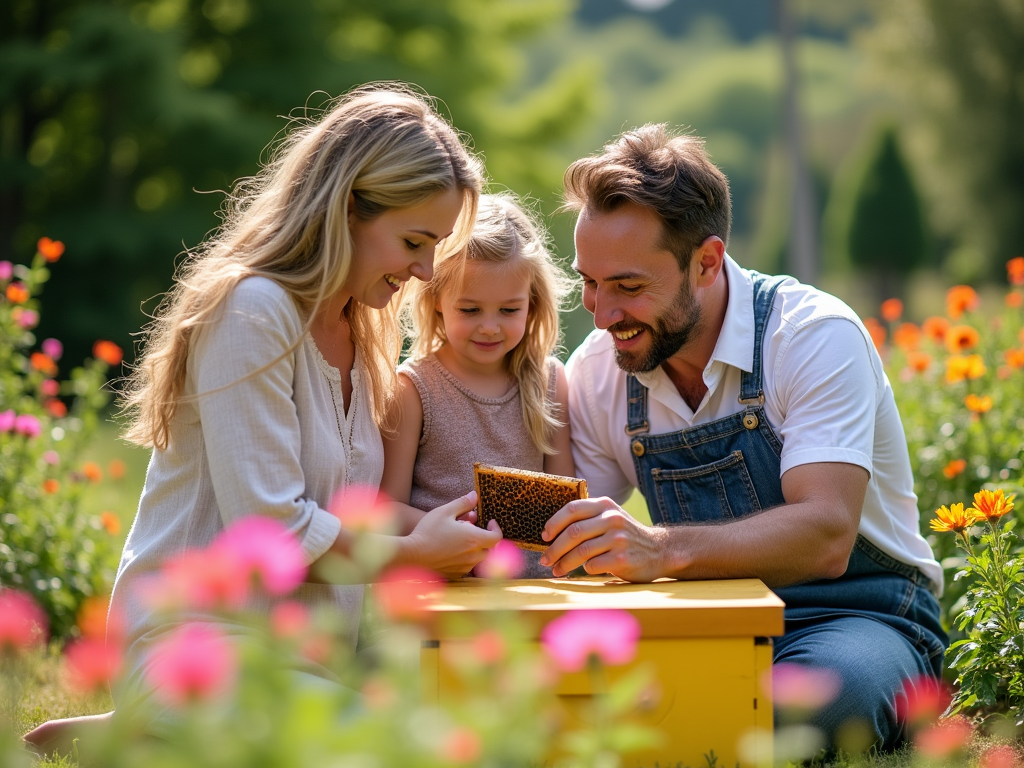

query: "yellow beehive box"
xmin=420 ymin=576 xmax=784 ymax=768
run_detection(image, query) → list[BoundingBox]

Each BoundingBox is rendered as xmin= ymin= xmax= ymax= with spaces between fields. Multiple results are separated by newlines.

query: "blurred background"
xmin=3 ymin=0 xmax=1023 ymax=376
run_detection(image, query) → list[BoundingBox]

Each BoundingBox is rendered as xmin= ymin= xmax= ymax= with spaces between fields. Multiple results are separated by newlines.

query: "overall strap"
xmin=625 ymin=373 xmax=649 ymax=436
xmin=739 ymin=271 xmax=789 ymax=405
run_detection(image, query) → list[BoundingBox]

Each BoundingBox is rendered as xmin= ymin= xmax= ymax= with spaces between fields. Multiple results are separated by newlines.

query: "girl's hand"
xmin=405 ymin=491 xmax=502 ymax=579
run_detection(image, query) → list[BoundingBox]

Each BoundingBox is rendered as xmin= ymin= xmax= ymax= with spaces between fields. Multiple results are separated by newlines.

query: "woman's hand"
xmin=403 ymin=491 xmax=502 ymax=579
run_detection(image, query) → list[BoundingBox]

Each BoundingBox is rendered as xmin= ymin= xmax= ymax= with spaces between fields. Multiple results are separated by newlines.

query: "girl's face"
xmin=344 ymin=187 xmax=464 ymax=310
xmin=437 ymin=260 xmax=531 ymax=371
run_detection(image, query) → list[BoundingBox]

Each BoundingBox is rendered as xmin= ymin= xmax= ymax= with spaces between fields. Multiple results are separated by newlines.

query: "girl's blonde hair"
xmin=122 ymin=84 xmax=483 ymax=450
xmin=404 ymin=193 xmax=573 ymax=454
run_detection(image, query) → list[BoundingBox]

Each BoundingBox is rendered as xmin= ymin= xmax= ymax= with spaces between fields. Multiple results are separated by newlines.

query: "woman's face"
xmin=344 ymin=187 xmax=465 ymax=310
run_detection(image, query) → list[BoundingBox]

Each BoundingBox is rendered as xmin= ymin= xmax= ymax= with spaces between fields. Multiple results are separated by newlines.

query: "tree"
xmin=825 ymin=122 xmax=928 ymax=302
xmin=0 ymin=0 xmax=592 ymax=366
xmin=861 ymin=0 xmax=1024 ymax=277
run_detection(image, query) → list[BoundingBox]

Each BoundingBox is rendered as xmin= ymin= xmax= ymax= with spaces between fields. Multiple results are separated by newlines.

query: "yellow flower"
xmin=930 ymin=503 xmax=982 ymax=533
xmin=970 ymin=489 xmax=1015 ymax=521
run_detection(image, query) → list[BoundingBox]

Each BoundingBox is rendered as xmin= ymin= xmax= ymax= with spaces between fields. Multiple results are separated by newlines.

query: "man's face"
xmin=574 ymin=202 xmax=702 ymax=373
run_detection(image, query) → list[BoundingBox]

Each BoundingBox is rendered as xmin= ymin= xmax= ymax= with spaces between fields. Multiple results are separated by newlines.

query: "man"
xmin=540 ymin=124 xmax=946 ymax=750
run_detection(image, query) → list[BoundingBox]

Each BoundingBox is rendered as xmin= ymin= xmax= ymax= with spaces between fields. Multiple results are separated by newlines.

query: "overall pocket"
xmin=651 ymin=450 xmax=762 ymax=523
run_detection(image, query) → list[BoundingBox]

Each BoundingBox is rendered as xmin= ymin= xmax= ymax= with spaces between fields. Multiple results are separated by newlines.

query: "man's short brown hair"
xmin=563 ymin=124 xmax=731 ymax=271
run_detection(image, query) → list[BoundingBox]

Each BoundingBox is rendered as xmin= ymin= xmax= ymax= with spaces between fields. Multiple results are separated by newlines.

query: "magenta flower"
xmin=40 ymin=379 xmax=59 ymax=397
xmin=0 ymin=410 xmax=15 ymax=433
xmin=15 ymin=308 xmax=39 ymax=328
xmin=541 ymin=609 xmax=640 ymax=672
xmin=145 ymin=623 xmax=237 ymax=706
xmin=14 ymin=413 xmax=42 ymax=438
xmin=214 ymin=516 xmax=307 ymax=596
xmin=0 ymin=590 xmax=48 ymax=653
xmin=767 ymin=663 xmax=841 ymax=710
xmin=42 ymin=338 xmax=63 ymax=361
xmin=0 ymin=260 xmax=12 ymax=281
xmin=475 ymin=539 xmax=524 ymax=579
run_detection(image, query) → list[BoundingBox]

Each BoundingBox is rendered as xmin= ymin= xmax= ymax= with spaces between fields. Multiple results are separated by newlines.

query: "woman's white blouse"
xmin=109 ymin=277 xmax=384 ymax=695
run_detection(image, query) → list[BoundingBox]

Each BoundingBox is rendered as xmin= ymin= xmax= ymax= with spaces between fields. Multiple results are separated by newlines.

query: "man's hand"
xmin=539 ymin=497 xmax=669 ymax=582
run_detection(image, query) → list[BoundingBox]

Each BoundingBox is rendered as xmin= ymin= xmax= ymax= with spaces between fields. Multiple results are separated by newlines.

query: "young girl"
xmin=381 ymin=194 xmax=574 ymax=575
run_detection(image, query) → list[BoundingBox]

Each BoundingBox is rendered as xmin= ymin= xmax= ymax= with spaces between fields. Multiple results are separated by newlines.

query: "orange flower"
xmin=108 ymin=459 xmax=127 ymax=480
xmin=43 ymin=479 xmax=60 ymax=494
xmin=82 ymin=462 xmax=103 ymax=483
xmin=863 ymin=317 xmax=886 ymax=351
xmin=1007 ymin=256 xmax=1024 ymax=286
xmin=893 ymin=323 xmax=921 ymax=351
xmin=880 ymin=298 xmax=903 ymax=323
xmin=942 ymin=459 xmax=967 ymax=479
xmin=930 ymin=503 xmax=982 ymax=533
xmin=970 ymin=489 xmax=1014 ymax=521
xmin=945 ymin=325 xmax=980 ymax=354
xmin=30 ymin=352 xmax=58 ymax=376
xmin=92 ymin=340 xmax=123 ymax=366
xmin=946 ymin=285 xmax=979 ymax=319
xmin=100 ymin=511 xmax=121 ymax=535
xmin=1006 ymin=292 xmax=1023 ymax=308
xmin=6 ymin=282 xmax=29 ymax=303
xmin=37 ymin=237 xmax=65 ymax=263
xmin=1006 ymin=349 xmax=1024 ymax=369
xmin=922 ymin=316 xmax=950 ymax=344
xmin=964 ymin=394 xmax=993 ymax=413
xmin=907 ymin=351 xmax=932 ymax=373
xmin=45 ymin=399 xmax=67 ymax=418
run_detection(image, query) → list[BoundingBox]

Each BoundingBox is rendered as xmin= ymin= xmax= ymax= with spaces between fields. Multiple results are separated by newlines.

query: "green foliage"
xmin=861 ymin=0 xmax=1024 ymax=276
xmin=824 ymin=122 xmax=928 ymax=300
xmin=0 ymin=0 xmax=592 ymax=367
xmin=936 ymin=493 xmax=1024 ymax=725
xmin=0 ymin=242 xmax=122 ymax=641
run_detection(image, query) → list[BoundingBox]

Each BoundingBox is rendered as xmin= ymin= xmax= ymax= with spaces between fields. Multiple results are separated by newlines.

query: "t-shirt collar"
xmin=633 ymin=254 xmax=756 ymax=395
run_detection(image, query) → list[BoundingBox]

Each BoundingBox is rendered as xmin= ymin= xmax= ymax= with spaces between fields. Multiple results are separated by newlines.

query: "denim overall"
xmin=625 ymin=270 xmax=947 ymax=748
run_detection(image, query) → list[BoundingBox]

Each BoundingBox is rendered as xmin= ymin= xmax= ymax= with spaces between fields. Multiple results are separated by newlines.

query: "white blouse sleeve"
xmin=189 ymin=277 xmax=342 ymax=565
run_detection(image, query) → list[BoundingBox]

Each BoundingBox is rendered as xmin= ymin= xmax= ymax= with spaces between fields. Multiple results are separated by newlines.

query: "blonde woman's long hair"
xmin=122 ymin=84 xmax=484 ymax=450
xmin=404 ymin=194 xmax=573 ymax=454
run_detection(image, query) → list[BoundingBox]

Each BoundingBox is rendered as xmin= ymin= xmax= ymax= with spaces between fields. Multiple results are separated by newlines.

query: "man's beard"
xmin=611 ymin=282 xmax=702 ymax=374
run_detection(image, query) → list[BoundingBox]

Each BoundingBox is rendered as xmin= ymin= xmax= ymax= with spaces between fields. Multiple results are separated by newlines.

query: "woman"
xmin=25 ymin=83 xmax=501 ymax=754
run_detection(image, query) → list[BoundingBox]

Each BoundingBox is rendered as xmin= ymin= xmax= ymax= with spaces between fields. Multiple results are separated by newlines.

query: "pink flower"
xmin=214 ymin=516 xmax=307 ymax=596
xmin=41 ymin=338 xmax=63 ymax=361
xmin=766 ymin=663 xmax=841 ymax=710
xmin=541 ymin=609 xmax=640 ymax=672
xmin=475 ymin=539 xmax=524 ymax=579
xmin=42 ymin=450 xmax=60 ymax=465
xmin=372 ymin=566 xmax=444 ymax=621
xmin=64 ymin=637 xmax=123 ymax=692
xmin=14 ymin=413 xmax=42 ymax=438
xmin=15 ymin=308 xmax=39 ymax=329
xmin=157 ymin=548 xmax=249 ymax=612
xmin=0 ymin=590 xmax=48 ymax=653
xmin=145 ymin=623 xmax=237 ymax=706
xmin=0 ymin=410 xmax=15 ymax=432
xmin=469 ymin=629 xmax=506 ymax=665
xmin=895 ymin=674 xmax=951 ymax=726
xmin=440 ymin=726 xmax=482 ymax=764
xmin=0 ymin=260 xmax=12 ymax=280
xmin=914 ymin=716 xmax=973 ymax=758
xmin=327 ymin=484 xmax=395 ymax=533
xmin=979 ymin=745 xmax=1021 ymax=768
xmin=269 ymin=601 xmax=310 ymax=639
xmin=40 ymin=379 xmax=59 ymax=397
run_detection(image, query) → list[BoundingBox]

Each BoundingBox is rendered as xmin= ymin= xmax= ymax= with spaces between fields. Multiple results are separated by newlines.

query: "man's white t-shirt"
xmin=566 ymin=255 xmax=943 ymax=594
